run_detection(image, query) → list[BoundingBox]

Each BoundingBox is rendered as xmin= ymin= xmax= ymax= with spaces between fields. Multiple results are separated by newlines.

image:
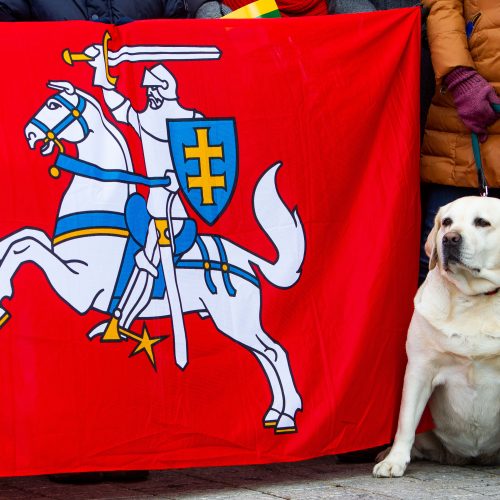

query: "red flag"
xmin=0 ymin=10 xmax=421 ymax=476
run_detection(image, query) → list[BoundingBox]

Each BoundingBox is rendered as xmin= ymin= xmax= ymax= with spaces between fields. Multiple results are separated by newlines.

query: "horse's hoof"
xmin=0 ymin=309 xmax=10 ymax=329
xmin=274 ymin=413 xmax=297 ymax=434
xmin=263 ymin=408 xmax=281 ymax=428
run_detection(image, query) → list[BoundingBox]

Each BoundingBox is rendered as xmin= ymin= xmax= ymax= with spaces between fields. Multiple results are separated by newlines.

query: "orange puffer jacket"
xmin=421 ymin=0 xmax=500 ymax=187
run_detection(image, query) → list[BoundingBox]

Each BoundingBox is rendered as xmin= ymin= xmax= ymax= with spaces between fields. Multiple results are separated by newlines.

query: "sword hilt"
xmin=62 ymin=31 xmax=117 ymax=86
xmin=62 ymin=49 xmax=93 ymax=66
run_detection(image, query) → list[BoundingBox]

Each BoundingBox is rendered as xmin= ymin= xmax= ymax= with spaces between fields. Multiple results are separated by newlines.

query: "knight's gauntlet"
xmin=165 ymin=172 xmax=180 ymax=193
xmin=84 ymin=45 xmax=115 ymax=90
xmin=134 ymin=250 xmax=158 ymax=278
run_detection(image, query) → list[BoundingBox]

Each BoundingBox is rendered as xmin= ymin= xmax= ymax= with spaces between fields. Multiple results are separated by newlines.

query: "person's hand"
xmin=84 ymin=45 xmax=115 ymax=90
xmin=444 ymin=67 xmax=500 ymax=142
xmin=195 ymin=1 xmax=231 ymax=18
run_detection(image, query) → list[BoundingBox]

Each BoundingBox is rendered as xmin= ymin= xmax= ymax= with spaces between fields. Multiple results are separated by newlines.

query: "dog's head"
xmin=426 ymin=196 xmax=500 ymax=295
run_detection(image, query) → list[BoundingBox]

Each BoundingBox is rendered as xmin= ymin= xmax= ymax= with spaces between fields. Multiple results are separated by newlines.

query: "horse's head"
xmin=25 ymin=81 xmax=91 ymax=156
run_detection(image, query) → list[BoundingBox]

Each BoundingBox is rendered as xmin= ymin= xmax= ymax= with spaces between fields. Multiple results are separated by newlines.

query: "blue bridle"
xmin=29 ymin=93 xmax=90 ymax=147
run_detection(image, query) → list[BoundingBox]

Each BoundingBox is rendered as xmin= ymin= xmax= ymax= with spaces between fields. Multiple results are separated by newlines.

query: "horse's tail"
xmin=250 ymin=163 xmax=305 ymax=288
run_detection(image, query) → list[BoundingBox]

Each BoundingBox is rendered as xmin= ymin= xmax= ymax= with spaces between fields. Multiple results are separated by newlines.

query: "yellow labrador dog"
xmin=373 ymin=196 xmax=500 ymax=478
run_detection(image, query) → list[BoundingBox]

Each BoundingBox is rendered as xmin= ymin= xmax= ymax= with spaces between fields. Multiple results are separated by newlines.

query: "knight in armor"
xmin=87 ymin=46 xmax=199 ymax=367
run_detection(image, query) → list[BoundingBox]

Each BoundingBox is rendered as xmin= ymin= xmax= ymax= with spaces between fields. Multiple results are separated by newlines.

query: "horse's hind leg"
xmin=0 ymin=236 xmax=100 ymax=316
xmin=253 ymin=330 xmax=302 ymax=433
xmin=245 ymin=330 xmax=302 ymax=433
xmin=207 ymin=294 xmax=302 ymax=433
xmin=252 ymin=351 xmax=284 ymax=428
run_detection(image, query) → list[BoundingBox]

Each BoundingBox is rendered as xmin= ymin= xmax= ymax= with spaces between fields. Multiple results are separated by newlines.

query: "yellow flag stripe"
xmin=223 ymin=0 xmax=280 ymax=18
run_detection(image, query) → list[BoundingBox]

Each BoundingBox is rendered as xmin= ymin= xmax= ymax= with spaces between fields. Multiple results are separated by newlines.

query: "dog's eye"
xmin=474 ymin=217 xmax=491 ymax=228
xmin=442 ymin=217 xmax=452 ymax=227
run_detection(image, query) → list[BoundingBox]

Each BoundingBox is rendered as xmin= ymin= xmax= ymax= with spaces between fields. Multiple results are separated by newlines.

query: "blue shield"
xmin=168 ymin=119 xmax=237 ymax=225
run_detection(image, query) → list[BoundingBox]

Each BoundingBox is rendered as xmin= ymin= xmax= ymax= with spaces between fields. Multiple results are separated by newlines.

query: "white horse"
xmin=0 ymin=81 xmax=305 ymax=433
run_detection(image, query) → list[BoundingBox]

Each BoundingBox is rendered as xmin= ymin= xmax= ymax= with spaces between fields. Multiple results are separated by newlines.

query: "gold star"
xmin=125 ymin=324 xmax=167 ymax=370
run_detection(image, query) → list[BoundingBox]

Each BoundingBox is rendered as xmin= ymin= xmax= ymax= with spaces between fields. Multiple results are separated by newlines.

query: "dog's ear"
xmin=425 ymin=209 xmax=440 ymax=270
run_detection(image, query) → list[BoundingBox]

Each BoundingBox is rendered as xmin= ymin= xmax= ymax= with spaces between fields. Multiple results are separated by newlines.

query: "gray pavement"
xmin=0 ymin=457 xmax=498 ymax=499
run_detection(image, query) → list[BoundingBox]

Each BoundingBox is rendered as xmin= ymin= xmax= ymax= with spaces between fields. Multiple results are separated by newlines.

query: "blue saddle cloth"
xmin=109 ymin=194 xmax=197 ymax=313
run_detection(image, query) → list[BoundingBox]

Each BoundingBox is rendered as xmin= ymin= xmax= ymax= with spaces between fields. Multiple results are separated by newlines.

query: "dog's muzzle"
xmin=442 ymin=231 xmax=462 ymax=266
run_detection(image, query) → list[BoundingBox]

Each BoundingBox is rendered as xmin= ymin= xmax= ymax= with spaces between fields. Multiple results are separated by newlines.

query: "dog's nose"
xmin=443 ymin=231 xmax=462 ymax=247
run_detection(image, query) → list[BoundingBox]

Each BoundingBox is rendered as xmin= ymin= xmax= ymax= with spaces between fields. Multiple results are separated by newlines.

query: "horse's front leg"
xmin=0 ymin=236 xmax=98 ymax=322
xmin=0 ymin=228 xmax=52 ymax=263
xmin=0 ymin=229 xmax=53 ymax=325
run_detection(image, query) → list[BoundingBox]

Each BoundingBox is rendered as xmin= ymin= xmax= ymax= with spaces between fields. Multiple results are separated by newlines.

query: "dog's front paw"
xmin=372 ymin=454 xmax=408 ymax=478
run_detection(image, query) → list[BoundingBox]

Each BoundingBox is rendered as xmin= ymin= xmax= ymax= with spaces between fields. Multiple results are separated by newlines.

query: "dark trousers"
xmin=420 ymin=34 xmax=434 ymax=141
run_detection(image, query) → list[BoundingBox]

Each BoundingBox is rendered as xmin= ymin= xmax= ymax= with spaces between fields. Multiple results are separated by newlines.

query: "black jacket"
xmin=0 ymin=0 xmax=207 ymax=22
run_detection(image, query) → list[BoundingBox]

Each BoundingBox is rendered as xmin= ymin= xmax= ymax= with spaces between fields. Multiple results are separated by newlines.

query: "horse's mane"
xmin=75 ymin=88 xmax=134 ymax=174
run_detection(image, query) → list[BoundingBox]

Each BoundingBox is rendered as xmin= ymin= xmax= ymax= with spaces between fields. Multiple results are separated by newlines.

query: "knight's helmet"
xmin=142 ymin=64 xmax=178 ymax=100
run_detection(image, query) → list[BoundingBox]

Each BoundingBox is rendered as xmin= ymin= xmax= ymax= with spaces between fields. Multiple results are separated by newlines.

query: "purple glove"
xmin=444 ymin=67 xmax=500 ymax=142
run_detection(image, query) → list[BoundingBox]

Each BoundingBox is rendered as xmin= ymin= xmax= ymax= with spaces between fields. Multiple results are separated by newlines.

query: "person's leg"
xmin=337 ymin=445 xmax=389 ymax=463
xmin=420 ymin=29 xmax=435 ymax=142
xmin=48 ymin=472 xmax=104 ymax=484
xmin=49 ymin=470 xmax=149 ymax=484
xmin=102 ymin=470 xmax=149 ymax=482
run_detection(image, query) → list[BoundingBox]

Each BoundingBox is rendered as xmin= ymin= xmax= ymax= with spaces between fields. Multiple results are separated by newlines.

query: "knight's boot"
xmin=102 ymin=251 xmax=157 ymax=341
xmin=102 ymin=315 xmax=122 ymax=342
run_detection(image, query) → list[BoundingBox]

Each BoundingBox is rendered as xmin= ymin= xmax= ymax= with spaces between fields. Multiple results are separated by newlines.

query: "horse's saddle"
xmin=108 ymin=193 xmax=197 ymax=313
